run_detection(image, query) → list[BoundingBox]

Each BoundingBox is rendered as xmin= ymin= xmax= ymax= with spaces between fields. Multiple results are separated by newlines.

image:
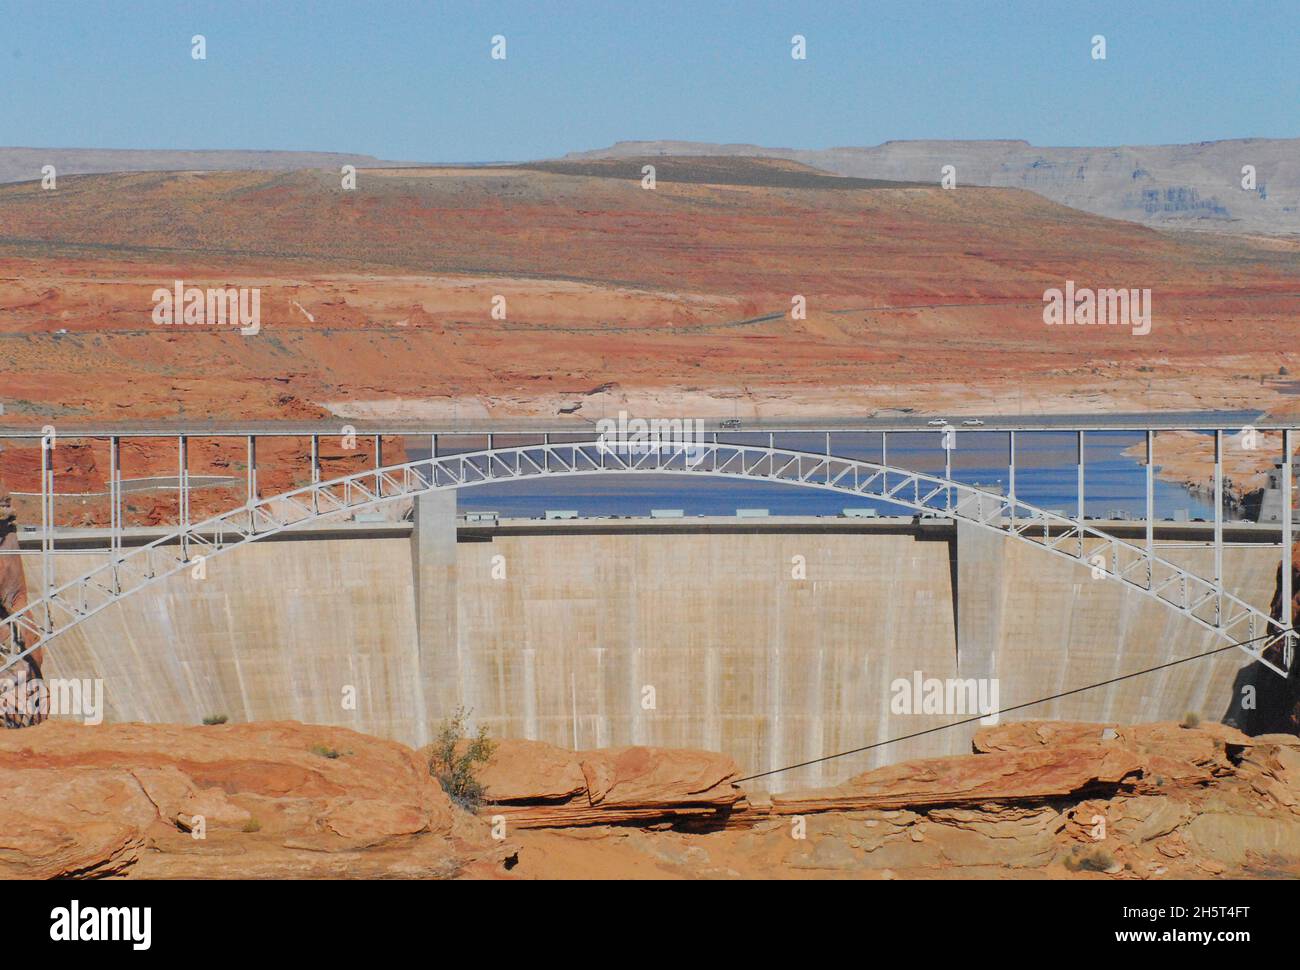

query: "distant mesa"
xmin=563 ymin=137 xmax=1300 ymax=235
xmin=518 ymin=155 xmax=930 ymax=190
xmin=0 ymin=147 xmax=417 ymax=186
xmin=5 ymin=135 xmax=1298 ymax=234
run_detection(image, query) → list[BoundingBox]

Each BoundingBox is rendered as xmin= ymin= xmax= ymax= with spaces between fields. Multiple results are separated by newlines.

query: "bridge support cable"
xmin=733 ymin=634 xmax=1273 ymax=786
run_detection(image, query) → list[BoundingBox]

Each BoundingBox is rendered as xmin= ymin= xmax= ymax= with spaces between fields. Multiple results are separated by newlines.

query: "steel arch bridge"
xmin=0 ymin=436 xmax=1292 ymax=678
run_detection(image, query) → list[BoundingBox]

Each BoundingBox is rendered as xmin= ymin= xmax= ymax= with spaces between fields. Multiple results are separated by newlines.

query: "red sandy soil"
xmin=0 ymin=159 xmax=1297 ymax=502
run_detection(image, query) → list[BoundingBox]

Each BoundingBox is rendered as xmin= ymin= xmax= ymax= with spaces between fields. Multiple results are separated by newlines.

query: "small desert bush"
xmin=310 ymin=744 xmax=342 ymax=759
xmin=242 ymin=818 xmax=261 ymax=834
xmin=1065 ymin=846 xmax=1118 ymax=873
xmin=1181 ymin=711 xmax=1201 ymax=729
xmin=429 ymin=707 xmax=496 ymax=812
xmin=202 ymin=714 xmax=228 ymax=726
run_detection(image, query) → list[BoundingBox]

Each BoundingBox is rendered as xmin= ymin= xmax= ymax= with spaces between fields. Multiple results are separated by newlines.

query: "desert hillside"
xmin=1 ymin=160 xmax=1297 ymax=430
xmin=0 ymin=147 xmax=409 ymax=185
xmin=568 ymin=138 xmax=1300 ymax=235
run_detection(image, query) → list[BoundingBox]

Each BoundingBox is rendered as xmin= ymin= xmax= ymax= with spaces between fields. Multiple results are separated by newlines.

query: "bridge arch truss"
xmin=1 ymin=435 xmax=1292 ymax=678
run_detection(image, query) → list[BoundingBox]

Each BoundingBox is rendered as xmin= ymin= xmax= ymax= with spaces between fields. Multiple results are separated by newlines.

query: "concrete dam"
xmin=24 ymin=492 xmax=1286 ymax=791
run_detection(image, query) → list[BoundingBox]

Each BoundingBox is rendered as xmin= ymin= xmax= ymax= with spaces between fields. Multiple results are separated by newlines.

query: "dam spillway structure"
xmin=1 ymin=417 xmax=1296 ymax=790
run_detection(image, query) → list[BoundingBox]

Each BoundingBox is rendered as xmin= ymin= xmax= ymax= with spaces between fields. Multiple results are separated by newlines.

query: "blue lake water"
xmin=408 ymin=429 xmax=1225 ymax=521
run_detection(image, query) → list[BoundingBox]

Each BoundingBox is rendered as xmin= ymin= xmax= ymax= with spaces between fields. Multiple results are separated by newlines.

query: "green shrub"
xmin=1181 ymin=711 xmax=1201 ymax=729
xmin=242 ymin=818 xmax=261 ymax=833
xmin=310 ymin=744 xmax=342 ymax=759
xmin=429 ymin=707 xmax=496 ymax=812
xmin=202 ymin=714 xmax=228 ymax=726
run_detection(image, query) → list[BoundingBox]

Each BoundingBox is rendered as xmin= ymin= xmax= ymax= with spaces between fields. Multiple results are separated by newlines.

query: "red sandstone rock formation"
xmin=1270 ymin=540 xmax=1300 ymax=646
xmin=1224 ymin=541 xmax=1300 ymax=738
xmin=1 ymin=719 xmax=1297 ymax=879
xmin=1257 ymin=541 xmax=1300 ymax=734
xmin=768 ymin=745 xmax=1145 ymax=815
xmin=0 ymin=485 xmax=43 ymax=728
xmin=480 ymin=721 xmax=1300 ymax=879
xmin=430 ymin=737 xmax=746 ymax=828
xmin=0 ymin=489 xmax=28 ymax=633
xmin=0 ymin=721 xmax=505 ymax=878
xmin=4 ymin=164 xmax=1300 ymax=442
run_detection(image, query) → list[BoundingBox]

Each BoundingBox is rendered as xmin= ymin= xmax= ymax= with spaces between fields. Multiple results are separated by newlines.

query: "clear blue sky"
xmin=2 ymin=0 xmax=1294 ymax=161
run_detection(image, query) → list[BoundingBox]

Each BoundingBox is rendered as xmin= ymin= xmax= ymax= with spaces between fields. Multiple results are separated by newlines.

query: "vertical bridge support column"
xmin=410 ymin=490 xmax=458 ymax=744
xmin=1146 ymin=431 xmax=1155 ymax=589
xmin=1284 ymin=429 xmax=1294 ymax=669
xmin=1214 ymin=430 xmax=1223 ymax=623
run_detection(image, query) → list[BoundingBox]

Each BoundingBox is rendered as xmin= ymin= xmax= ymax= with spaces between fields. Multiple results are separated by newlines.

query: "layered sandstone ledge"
xmin=1 ymin=719 xmax=1297 ymax=879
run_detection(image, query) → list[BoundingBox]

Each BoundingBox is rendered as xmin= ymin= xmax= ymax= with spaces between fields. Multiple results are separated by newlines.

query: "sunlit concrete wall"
xmin=33 ymin=519 xmax=1284 ymax=791
xmin=37 ymin=537 xmax=424 ymax=744
xmin=456 ymin=528 xmax=958 ymax=791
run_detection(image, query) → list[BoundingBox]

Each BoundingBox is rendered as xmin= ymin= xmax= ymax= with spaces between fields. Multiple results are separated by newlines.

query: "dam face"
xmin=31 ymin=504 xmax=1282 ymax=790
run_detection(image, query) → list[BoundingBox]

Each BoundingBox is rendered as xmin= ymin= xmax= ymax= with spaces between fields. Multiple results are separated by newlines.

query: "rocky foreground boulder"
xmin=0 ymin=721 xmax=505 ymax=878
xmin=0 ymin=489 xmax=44 ymax=729
xmin=1 ymin=718 xmax=1298 ymax=879
xmin=740 ymin=720 xmax=1300 ymax=879
xmin=425 ymin=737 xmax=745 ymax=828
